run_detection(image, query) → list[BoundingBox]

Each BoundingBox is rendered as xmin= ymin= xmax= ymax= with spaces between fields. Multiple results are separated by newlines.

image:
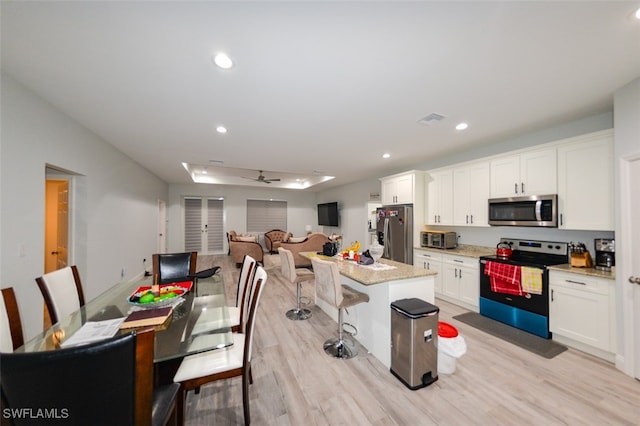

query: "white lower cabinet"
xmin=439 ymin=253 xmax=479 ymax=312
xmin=549 ymin=270 xmax=616 ymax=360
xmin=414 ymin=249 xmax=442 ymax=294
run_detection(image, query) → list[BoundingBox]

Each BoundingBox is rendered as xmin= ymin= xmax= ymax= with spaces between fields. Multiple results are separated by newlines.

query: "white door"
xmin=628 ymin=158 xmax=640 ymax=379
xmin=44 ymin=178 xmax=70 ymax=273
xmin=184 ymin=197 xmax=224 ymax=254
xmin=157 ymin=199 xmax=167 ymax=253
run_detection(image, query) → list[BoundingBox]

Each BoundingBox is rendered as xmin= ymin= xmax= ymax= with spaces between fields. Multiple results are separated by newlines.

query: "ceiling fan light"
xmin=216 ymin=126 xmax=227 ymax=134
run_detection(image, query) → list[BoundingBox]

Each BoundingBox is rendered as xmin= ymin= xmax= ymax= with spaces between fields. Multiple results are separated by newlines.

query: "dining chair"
xmin=278 ymin=247 xmax=314 ymax=320
xmin=228 ymin=255 xmax=257 ymax=332
xmin=0 ymin=287 xmax=24 ymax=352
xmin=153 ymin=252 xmax=198 ymax=284
xmin=0 ymin=328 xmax=179 ymax=426
xmin=311 ymin=257 xmax=370 ymax=359
xmin=173 ymin=266 xmax=269 ymax=426
xmin=35 ymin=265 xmax=86 ymax=326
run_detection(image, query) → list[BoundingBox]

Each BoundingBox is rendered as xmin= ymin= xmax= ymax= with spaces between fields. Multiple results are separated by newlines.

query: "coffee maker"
xmin=594 ymin=238 xmax=615 ymax=271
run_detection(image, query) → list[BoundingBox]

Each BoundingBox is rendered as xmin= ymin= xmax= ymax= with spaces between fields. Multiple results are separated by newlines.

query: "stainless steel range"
xmin=479 ymin=238 xmax=568 ymax=339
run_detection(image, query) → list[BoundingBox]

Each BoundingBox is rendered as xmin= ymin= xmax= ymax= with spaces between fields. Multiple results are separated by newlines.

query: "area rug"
xmin=452 ymin=312 xmax=567 ymax=359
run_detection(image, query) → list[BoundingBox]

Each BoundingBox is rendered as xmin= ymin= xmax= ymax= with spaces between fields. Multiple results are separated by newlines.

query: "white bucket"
xmin=438 ymin=334 xmax=467 ymax=375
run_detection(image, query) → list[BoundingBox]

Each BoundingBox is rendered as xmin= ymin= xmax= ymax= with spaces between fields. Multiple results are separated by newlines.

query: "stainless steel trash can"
xmin=390 ymin=298 xmax=439 ymax=390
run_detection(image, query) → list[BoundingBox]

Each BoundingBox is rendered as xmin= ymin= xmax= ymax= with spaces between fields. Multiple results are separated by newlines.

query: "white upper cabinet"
xmin=490 ymin=148 xmax=557 ymax=198
xmin=452 ymin=161 xmax=490 ymax=227
xmin=381 ymin=172 xmax=415 ymax=205
xmin=557 ymin=130 xmax=614 ymax=231
xmin=426 ymin=169 xmax=453 ymax=225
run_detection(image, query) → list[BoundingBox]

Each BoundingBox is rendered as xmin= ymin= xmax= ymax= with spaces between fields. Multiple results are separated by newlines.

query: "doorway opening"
xmin=43 ymin=166 xmax=79 ymax=328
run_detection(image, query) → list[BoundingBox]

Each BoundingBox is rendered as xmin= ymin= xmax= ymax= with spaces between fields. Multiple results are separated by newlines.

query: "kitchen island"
xmin=300 ymin=251 xmax=436 ymax=367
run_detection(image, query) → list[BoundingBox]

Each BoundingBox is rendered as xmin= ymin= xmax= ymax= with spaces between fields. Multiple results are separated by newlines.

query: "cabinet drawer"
xmin=414 ymin=249 xmax=442 ymax=262
xmin=549 ymin=271 xmax=610 ymax=295
xmin=441 ymin=254 xmax=479 ymax=269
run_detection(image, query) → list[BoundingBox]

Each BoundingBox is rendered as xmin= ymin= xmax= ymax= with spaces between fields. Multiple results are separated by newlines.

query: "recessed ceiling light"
xmin=382 ymin=153 xmax=391 ymax=159
xmin=213 ymin=53 xmax=233 ymax=69
xmin=216 ymin=126 xmax=227 ymax=134
xmin=456 ymin=122 xmax=469 ymax=131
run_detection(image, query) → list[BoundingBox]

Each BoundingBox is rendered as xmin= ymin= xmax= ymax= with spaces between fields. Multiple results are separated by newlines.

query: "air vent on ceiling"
xmin=418 ymin=113 xmax=446 ymax=125
xmin=209 ymin=160 xmax=224 ymax=165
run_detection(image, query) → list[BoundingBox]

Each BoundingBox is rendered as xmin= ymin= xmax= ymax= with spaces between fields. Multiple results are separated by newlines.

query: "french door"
xmin=184 ymin=197 xmax=224 ymax=254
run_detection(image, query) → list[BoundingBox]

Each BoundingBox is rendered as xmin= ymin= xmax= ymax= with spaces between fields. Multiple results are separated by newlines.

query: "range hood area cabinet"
xmin=557 ymin=130 xmax=614 ymax=231
xmin=489 ymin=147 xmax=557 ymax=198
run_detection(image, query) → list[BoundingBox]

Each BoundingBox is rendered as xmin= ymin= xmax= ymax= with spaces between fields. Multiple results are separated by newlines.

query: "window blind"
xmin=246 ymin=199 xmax=287 ymax=233
xmin=207 ymin=198 xmax=224 ymax=252
xmin=184 ymin=198 xmax=202 ymax=252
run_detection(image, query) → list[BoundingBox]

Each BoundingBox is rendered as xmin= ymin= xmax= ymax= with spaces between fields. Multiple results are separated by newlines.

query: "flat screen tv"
xmin=317 ymin=202 xmax=339 ymax=227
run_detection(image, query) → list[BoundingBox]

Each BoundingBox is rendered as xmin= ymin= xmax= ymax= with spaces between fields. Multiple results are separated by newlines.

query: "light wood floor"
xmin=189 ymin=254 xmax=640 ymax=425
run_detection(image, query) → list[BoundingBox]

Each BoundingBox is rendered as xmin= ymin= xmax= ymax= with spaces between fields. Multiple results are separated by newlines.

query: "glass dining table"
xmin=17 ymin=274 xmax=234 ymax=373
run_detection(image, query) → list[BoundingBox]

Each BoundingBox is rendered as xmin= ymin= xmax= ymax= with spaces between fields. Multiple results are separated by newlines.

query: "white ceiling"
xmin=2 ymin=1 xmax=639 ymax=191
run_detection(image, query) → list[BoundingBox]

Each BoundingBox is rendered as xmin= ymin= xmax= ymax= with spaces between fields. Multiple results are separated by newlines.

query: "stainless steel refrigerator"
xmin=376 ymin=205 xmax=413 ymax=264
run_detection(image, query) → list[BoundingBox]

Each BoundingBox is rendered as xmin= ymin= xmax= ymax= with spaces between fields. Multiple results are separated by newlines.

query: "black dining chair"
xmin=152 ymin=252 xmax=198 ymax=284
xmin=0 ymin=328 xmax=179 ymax=426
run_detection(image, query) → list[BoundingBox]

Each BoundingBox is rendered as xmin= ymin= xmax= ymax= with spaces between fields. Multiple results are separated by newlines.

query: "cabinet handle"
xmin=427 ymin=262 xmax=430 ymax=269
xmin=454 ymin=268 xmax=458 ymax=278
xmin=459 ymin=268 xmax=462 ymax=279
xmin=521 ymin=182 xmax=525 ymax=194
xmin=628 ymin=276 xmax=640 ymax=284
xmin=551 ymin=289 xmax=554 ymax=302
xmin=437 ymin=215 xmax=440 ymax=223
xmin=514 ymin=183 xmax=518 ymax=194
xmin=466 ymin=215 xmax=469 ymax=224
xmin=454 ymin=259 xmax=463 ymax=263
xmin=560 ymin=213 xmax=563 ymax=226
xmin=566 ymin=279 xmax=586 ymax=286
xmin=470 ymin=214 xmax=473 ymax=224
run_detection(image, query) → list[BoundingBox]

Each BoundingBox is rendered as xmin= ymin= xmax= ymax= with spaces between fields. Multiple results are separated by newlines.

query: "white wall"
xmin=167 ymin=183 xmax=318 ymax=253
xmin=0 ymin=74 xmax=168 ymax=339
xmin=614 ymin=77 xmax=640 ymax=373
xmin=315 ymin=178 xmax=381 ymax=250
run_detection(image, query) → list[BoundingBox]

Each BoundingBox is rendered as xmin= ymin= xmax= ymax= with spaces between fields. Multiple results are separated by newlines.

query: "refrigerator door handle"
xmin=382 ymin=217 xmax=391 ymax=259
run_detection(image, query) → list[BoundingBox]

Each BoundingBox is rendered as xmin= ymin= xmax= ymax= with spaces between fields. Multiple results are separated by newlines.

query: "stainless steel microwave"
xmin=488 ymin=194 xmax=557 ymax=227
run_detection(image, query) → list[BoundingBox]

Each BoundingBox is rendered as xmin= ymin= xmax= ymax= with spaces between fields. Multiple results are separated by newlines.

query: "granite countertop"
xmin=547 ymin=264 xmax=616 ymax=280
xmin=300 ymin=251 xmax=436 ymax=286
xmin=414 ymin=244 xmax=495 ymax=258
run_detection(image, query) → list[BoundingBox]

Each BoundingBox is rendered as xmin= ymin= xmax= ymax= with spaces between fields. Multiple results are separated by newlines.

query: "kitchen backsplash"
xmin=424 ymin=224 xmax=614 ymax=258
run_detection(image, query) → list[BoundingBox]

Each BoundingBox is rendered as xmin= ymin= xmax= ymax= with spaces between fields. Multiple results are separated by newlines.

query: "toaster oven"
xmin=420 ymin=231 xmax=457 ymax=249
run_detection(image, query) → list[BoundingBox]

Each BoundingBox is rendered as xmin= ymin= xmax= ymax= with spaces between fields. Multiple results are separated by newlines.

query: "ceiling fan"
xmin=242 ymin=170 xmax=281 ymax=184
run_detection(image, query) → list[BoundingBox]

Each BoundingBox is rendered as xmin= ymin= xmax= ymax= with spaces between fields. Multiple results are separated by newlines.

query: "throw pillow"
xmin=237 ymin=236 xmax=257 ymax=242
xmin=289 ymin=236 xmax=306 ymax=243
